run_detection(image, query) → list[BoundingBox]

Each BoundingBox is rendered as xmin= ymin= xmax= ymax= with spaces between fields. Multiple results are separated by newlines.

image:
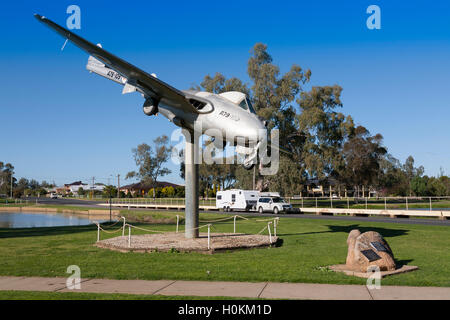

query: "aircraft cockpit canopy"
xmin=219 ymin=91 xmax=256 ymax=114
xmin=238 ymin=97 xmax=256 ymax=114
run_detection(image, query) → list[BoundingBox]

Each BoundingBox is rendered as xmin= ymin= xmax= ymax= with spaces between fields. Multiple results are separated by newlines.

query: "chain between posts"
xmin=95 ymin=216 xmax=280 ymax=247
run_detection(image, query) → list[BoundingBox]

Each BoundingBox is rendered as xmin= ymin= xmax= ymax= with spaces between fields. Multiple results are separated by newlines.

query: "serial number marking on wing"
xmin=107 ymin=70 xmax=122 ymax=81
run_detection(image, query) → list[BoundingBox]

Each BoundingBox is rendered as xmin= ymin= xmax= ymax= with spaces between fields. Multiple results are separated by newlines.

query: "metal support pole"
xmin=176 ymin=215 xmax=179 ymax=233
xmin=183 ymin=129 xmax=199 ymax=238
xmin=96 ymin=222 xmax=100 ymax=242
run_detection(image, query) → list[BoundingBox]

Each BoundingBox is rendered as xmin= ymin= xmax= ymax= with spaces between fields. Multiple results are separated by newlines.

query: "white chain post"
xmin=274 ymin=218 xmax=279 ymax=237
xmin=128 ymin=225 xmax=131 ymax=248
xmin=233 ymin=215 xmax=237 ymax=234
xmin=121 ymin=216 xmax=126 ymax=236
xmin=96 ymin=222 xmax=100 ymax=242
xmin=268 ymin=222 xmax=272 ymax=243
xmin=207 ymin=224 xmax=211 ymax=250
xmin=176 ymin=215 xmax=179 ymax=233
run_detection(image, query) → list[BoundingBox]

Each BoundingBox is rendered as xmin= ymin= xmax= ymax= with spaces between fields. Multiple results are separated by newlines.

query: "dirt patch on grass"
xmin=95 ymin=232 xmax=278 ymax=254
xmin=124 ymin=215 xmax=178 ymax=224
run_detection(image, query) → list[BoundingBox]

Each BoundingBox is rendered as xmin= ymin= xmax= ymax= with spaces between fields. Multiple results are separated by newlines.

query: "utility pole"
xmin=109 ymin=185 xmax=112 ymax=222
xmin=10 ymin=171 xmax=14 ymax=199
xmin=252 ymin=166 xmax=255 ymax=190
xmin=117 ymin=174 xmax=120 ymax=198
xmin=91 ymin=176 xmax=95 ymax=199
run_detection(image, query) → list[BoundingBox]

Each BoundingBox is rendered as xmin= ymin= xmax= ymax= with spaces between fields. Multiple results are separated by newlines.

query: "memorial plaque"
xmin=370 ymin=241 xmax=388 ymax=252
xmin=361 ymin=249 xmax=381 ymax=262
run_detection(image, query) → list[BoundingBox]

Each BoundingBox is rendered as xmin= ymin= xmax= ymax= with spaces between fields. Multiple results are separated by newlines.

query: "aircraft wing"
xmin=34 ymin=14 xmax=198 ymax=114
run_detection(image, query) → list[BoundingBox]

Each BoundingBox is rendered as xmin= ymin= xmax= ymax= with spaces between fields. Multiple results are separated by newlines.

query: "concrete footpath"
xmin=0 ymin=276 xmax=449 ymax=300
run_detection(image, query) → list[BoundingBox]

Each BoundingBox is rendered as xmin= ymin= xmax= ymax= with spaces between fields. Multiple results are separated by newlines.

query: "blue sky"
xmin=0 ymin=0 xmax=449 ymax=186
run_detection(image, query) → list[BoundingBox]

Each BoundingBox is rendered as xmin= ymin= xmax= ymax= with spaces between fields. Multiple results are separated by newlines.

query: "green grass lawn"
xmin=0 ymin=211 xmax=448 ymax=287
xmin=0 ymin=290 xmax=252 ymax=300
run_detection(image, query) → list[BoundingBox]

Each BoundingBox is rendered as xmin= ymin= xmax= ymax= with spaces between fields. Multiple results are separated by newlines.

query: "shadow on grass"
xmin=278 ymin=224 xmax=409 ymax=238
xmin=326 ymin=224 xmax=409 ymax=238
xmin=0 ymin=222 xmax=116 ymax=239
xmin=396 ymin=259 xmax=414 ymax=267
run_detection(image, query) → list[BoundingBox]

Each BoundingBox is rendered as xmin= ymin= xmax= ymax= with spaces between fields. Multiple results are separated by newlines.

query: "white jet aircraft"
xmin=35 ymin=14 xmax=284 ymax=169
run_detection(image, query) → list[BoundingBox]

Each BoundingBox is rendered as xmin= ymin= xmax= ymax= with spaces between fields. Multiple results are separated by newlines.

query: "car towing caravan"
xmin=216 ymin=189 xmax=259 ymax=212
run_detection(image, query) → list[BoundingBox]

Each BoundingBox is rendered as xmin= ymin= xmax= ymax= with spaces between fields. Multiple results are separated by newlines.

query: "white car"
xmin=256 ymin=196 xmax=293 ymax=214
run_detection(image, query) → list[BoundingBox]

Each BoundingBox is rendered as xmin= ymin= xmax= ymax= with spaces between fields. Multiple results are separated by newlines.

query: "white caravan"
xmin=216 ymin=189 xmax=259 ymax=212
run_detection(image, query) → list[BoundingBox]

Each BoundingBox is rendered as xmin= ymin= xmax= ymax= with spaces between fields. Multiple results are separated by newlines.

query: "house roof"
xmin=120 ymin=181 xmax=181 ymax=191
xmin=305 ymin=177 xmax=338 ymax=186
xmin=64 ymin=181 xmax=86 ymax=187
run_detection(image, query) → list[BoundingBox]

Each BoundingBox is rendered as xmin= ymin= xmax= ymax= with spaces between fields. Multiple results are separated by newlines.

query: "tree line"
xmin=3 ymin=44 xmax=449 ymax=199
xmin=128 ymin=43 xmax=450 ymax=198
xmin=0 ymin=162 xmax=53 ymax=198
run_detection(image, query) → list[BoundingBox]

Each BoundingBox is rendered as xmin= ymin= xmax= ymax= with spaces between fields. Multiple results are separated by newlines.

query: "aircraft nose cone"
xmin=257 ymin=115 xmax=268 ymax=127
xmin=249 ymin=117 xmax=267 ymax=143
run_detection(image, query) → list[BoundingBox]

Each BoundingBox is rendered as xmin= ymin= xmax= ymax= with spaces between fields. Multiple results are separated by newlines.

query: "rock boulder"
xmin=345 ymin=229 xmax=396 ymax=272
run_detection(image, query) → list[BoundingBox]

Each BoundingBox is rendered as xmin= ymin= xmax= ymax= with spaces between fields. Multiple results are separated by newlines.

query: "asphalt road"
xmin=24 ymin=197 xmax=103 ymax=207
xmin=22 ymin=197 xmax=450 ymax=227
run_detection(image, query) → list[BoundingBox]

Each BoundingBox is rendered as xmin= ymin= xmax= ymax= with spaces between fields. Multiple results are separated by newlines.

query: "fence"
xmin=106 ymin=195 xmax=450 ymax=211
xmin=288 ymin=196 xmax=450 ymax=211
xmin=109 ymin=197 xmax=216 ymax=207
xmin=94 ymin=215 xmax=280 ymax=250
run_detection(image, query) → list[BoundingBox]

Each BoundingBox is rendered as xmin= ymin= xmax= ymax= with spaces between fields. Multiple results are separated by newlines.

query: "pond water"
xmin=0 ymin=212 xmax=107 ymax=228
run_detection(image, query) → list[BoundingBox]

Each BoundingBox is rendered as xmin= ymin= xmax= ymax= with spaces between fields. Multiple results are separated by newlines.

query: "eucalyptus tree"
xmin=0 ymin=162 xmax=15 ymax=196
xmin=126 ymin=135 xmax=172 ymax=197
xmin=340 ymin=126 xmax=387 ymax=196
xmin=296 ymin=85 xmax=355 ymax=186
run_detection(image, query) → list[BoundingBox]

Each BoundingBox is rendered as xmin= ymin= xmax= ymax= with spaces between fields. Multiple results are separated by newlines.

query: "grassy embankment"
xmin=0 ymin=210 xmax=449 ymax=288
xmin=0 ymin=291 xmax=252 ymax=300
